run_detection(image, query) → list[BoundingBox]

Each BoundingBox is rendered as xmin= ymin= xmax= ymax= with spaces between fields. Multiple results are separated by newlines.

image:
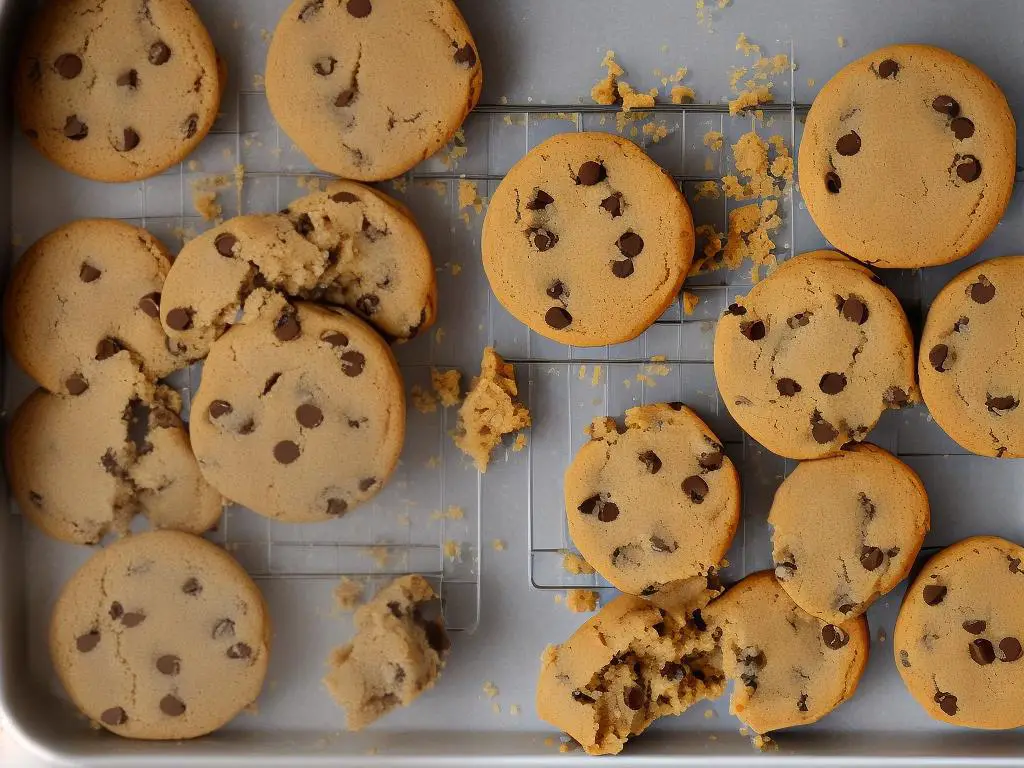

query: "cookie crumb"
xmin=441 ymin=129 xmax=468 ymax=169
xmin=837 ymin=35 xmax=847 ymax=48
xmin=434 ymin=327 xmax=446 ymax=344
xmin=878 ymin=628 xmax=887 ymax=643
xmin=683 ymin=292 xmax=700 ymax=315
xmin=553 ymin=593 xmax=563 ymax=604
xmin=543 ymin=736 xmax=556 ymax=748
xmin=431 ymin=368 xmax=462 ymax=407
xmin=577 ymin=364 xmax=588 ymax=381
xmin=642 ymin=120 xmax=671 ymax=143
xmin=425 ymin=455 xmax=441 ymax=469
xmin=592 ymin=50 xmax=624 ymax=105
xmin=396 ymin=512 xmax=411 ymax=527
xmin=417 ymin=179 xmax=448 ymax=198
xmin=512 ymin=433 xmax=528 ymax=452
xmin=736 ymin=32 xmax=761 ymax=57
xmin=541 ymin=644 xmax=559 ymax=664
xmin=561 ymin=551 xmax=596 ymax=575
xmin=390 ymin=177 xmax=409 ymax=194
xmin=410 ymin=384 xmax=439 ymax=414
xmin=491 ymin=539 xmax=507 ymax=552
xmin=443 ymin=540 xmax=462 ymax=562
xmin=694 ymin=181 xmax=721 ymax=201
xmin=365 ymin=546 xmax=391 ymax=568
xmin=333 ymin=577 xmax=365 ymax=612
xmin=807 ymin=77 xmax=816 ymax=88
xmin=703 ymin=708 xmax=717 ymax=719
xmin=591 ymin=365 xmax=603 ymax=387
xmin=704 ymin=130 xmax=725 ymax=151
xmin=458 ymin=180 xmax=484 ymax=215
xmin=670 ymin=85 xmax=696 ymax=105
xmin=753 ymin=734 xmax=778 ymax=752
xmin=565 ymin=590 xmax=599 ymax=613
xmin=728 ymin=85 xmax=774 ymax=117
xmin=450 ymin=262 xmax=462 ymax=276
xmin=510 ymin=704 xmax=521 ymax=716
xmin=431 ymin=505 xmax=465 ymax=522
xmin=491 ymin=702 xmax=501 ymax=714
xmin=482 ymin=681 xmax=500 ymax=698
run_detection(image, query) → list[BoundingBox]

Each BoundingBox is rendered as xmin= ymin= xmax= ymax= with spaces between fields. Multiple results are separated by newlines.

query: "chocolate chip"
xmin=572 ymin=689 xmax=596 ymax=704
xmin=298 ymin=0 xmax=323 ymax=20
xmin=956 ymin=155 xmax=981 ymax=182
xmin=999 ymin=637 xmax=1022 ymax=662
xmin=346 ymin=0 xmax=372 ymax=16
xmin=616 ymin=232 xmax=644 ymax=258
xmin=160 ymin=695 xmax=186 ymax=717
xmin=825 ymin=171 xmax=841 ymax=193
xmin=969 ymin=638 xmax=995 ymax=665
xmin=577 ymin=494 xmax=618 ymax=522
xmin=138 ymin=292 xmax=161 ymax=318
xmin=355 ymin=294 xmax=381 ymax=317
xmin=923 ymin=584 xmax=947 ymax=605
xmin=726 ymin=303 xmax=747 ymax=316
xmin=962 ymin=620 xmax=986 ymax=634
xmin=95 ymin=338 xmax=122 ymax=360
xmin=182 ymin=578 xmax=202 ymax=596
xmin=335 ymin=88 xmax=357 ymax=107
xmin=274 ymin=440 xmax=300 ymax=464
xmin=841 ymin=296 xmax=868 ymax=325
xmin=797 ymin=693 xmax=809 ymax=712
xmin=819 ymin=372 xmax=847 ymax=395
xmin=227 ymin=642 xmax=252 ymax=660
xmin=545 ymin=306 xmax=572 ymax=329
xmin=293 ymin=213 xmax=314 ymax=237
xmin=529 ymin=227 xmax=558 ymax=251
xmin=624 ymin=685 xmax=645 ymax=710
xmin=79 ymin=263 xmax=101 ymax=283
xmin=877 ymin=59 xmax=899 ymax=78
xmin=740 ymin=320 xmax=765 ymax=341
xmin=775 ymin=559 xmax=797 ymax=580
xmin=777 ymin=378 xmax=801 ymax=397
xmin=932 ymin=95 xmax=960 ymax=117
xmin=157 ymin=655 xmax=180 ymax=676
xmin=110 ymin=602 xmax=123 ymax=621
xmin=811 ymin=412 xmax=839 ymax=444
xmin=121 ymin=612 xmax=146 ymax=628
xmin=274 ymin=311 xmax=301 ymax=341
xmin=314 ymin=57 xmax=337 ymax=76
xmin=296 ymin=404 xmax=323 ymax=428
xmin=600 ymin=192 xmax=623 ymax=217
xmin=650 ymin=536 xmax=677 ymax=553
xmin=934 ymin=691 xmax=958 ymax=716
xmin=148 ymin=42 xmax=171 ymax=66
xmin=928 ymin=344 xmax=950 ymax=372
xmin=969 ymin=275 xmax=995 ymax=304
xmin=55 ymin=53 xmax=82 ymax=79
xmin=951 ymin=117 xmax=975 ymax=141
xmin=101 ymin=707 xmax=127 ymax=726
xmin=206 ymin=400 xmax=234 ymax=422
xmin=117 ymin=69 xmax=138 ymax=89
xmin=183 ymin=114 xmax=199 ymax=139
xmin=321 ymin=330 xmax=349 ymax=347
xmin=660 ymin=661 xmax=683 ymax=679
xmin=358 ymin=477 xmax=376 ymax=492
xmin=787 ymin=312 xmax=811 ymax=328
xmin=526 ymin=190 xmax=554 ymax=210
xmin=835 ymin=132 xmax=861 ymax=156
xmin=634 ymin=450 xmax=662 ymax=475
xmin=682 ymin=475 xmax=709 ymax=503
xmin=668 ymin=402 xmax=684 ymax=411
xmin=986 ymin=394 xmax=1018 ymax=413
xmin=860 ymin=546 xmax=884 ymax=571
xmin=212 ymin=619 xmax=236 ymax=640
xmin=611 ymin=259 xmax=634 ymax=278
xmin=330 ymin=191 xmax=360 ymax=206
xmin=76 ymin=631 xmax=100 ymax=653
xmin=341 ymin=350 xmax=365 ymax=376
xmin=821 ymin=624 xmax=849 ymax=649
xmin=212 ymin=232 xmax=237 ymax=257
xmin=1009 ymin=556 xmax=1022 ymax=574
xmin=166 ymin=307 xmax=193 ymax=331
xmin=597 ymin=501 xmax=619 ymax=522
xmin=64 ymin=115 xmax=88 ymax=140
xmin=883 ymin=386 xmax=909 ymax=408
xmin=454 ymin=43 xmax=477 ymax=68
xmin=699 ymin=450 xmax=724 ymax=471
xmin=28 ymin=491 xmax=43 ymax=507
xmin=546 ymin=280 xmax=565 ymax=300
xmin=576 ymin=161 xmax=606 ymax=185
xmin=953 ymin=316 xmax=970 ymax=333
xmin=899 ymin=649 xmax=911 ymax=668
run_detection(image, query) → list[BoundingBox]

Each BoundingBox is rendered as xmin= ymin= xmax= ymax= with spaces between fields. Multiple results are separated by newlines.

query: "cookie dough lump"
xmin=454 ymin=347 xmax=531 ymax=472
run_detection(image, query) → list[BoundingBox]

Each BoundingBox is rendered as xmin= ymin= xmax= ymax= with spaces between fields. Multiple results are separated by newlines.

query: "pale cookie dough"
xmin=50 ymin=530 xmax=270 ymax=740
xmin=714 ymin=250 xmax=918 ymax=459
xmin=15 ymin=0 xmax=223 ymax=182
xmin=266 ymin=0 xmax=482 ymax=181
xmin=482 ymin=132 xmax=695 ymax=346
xmin=453 ymin=347 xmax=530 ymax=472
xmin=190 ymin=291 xmax=405 ymax=523
xmin=704 ymin=571 xmax=870 ymax=734
xmin=324 ymin=574 xmax=450 ymax=730
xmin=536 ymin=594 xmax=724 ymax=756
xmin=895 ymin=536 xmax=1024 ymax=729
xmin=770 ymin=444 xmax=930 ymax=623
xmin=918 ymin=256 xmax=1024 ymax=457
xmin=6 ymin=356 xmax=222 ymax=545
xmin=799 ymin=44 xmax=1015 ymax=268
xmin=565 ymin=403 xmax=740 ymax=605
xmin=4 ymin=219 xmax=189 ymax=394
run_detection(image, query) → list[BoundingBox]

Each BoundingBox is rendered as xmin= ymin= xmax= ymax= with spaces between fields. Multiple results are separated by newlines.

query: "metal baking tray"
xmin=3 ymin=0 xmax=1024 ymax=765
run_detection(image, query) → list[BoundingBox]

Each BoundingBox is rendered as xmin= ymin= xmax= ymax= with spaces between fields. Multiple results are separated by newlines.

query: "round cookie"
xmin=713 ymin=250 xmax=918 ymax=459
xmin=564 ymin=403 xmax=740 ymax=602
xmin=482 ymin=132 xmax=695 ymax=346
xmin=919 ymin=256 xmax=1024 ymax=457
xmin=50 ymin=530 xmax=270 ymax=739
xmin=894 ymin=536 xmax=1024 ymax=729
xmin=265 ymin=0 xmax=482 ymax=181
xmin=15 ymin=0 xmax=223 ymax=182
xmin=190 ymin=291 xmax=405 ymax=523
xmin=5 ymin=355 xmax=223 ymax=545
xmin=704 ymin=571 xmax=870 ymax=734
xmin=769 ymin=444 xmax=930 ymax=623
xmin=4 ymin=219 xmax=189 ymax=394
xmin=799 ymin=44 xmax=1015 ymax=268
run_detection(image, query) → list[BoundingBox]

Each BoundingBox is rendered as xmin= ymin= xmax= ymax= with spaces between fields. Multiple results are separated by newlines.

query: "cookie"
xmin=6 ymin=355 xmax=222 ymax=545
xmin=798 ymin=44 xmax=1015 ymax=268
xmin=713 ymin=250 xmax=918 ymax=459
xmin=189 ymin=291 xmax=405 ymax=523
xmin=536 ymin=594 xmax=724 ymax=756
xmin=50 ymin=530 xmax=270 ymax=739
xmin=770 ymin=444 xmax=930 ymax=623
xmin=704 ymin=571 xmax=870 ymax=734
xmin=894 ymin=536 xmax=1024 ymax=729
xmin=4 ymin=219 xmax=189 ymax=394
xmin=265 ymin=0 xmax=482 ymax=181
xmin=564 ymin=403 xmax=739 ymax=604
xmin=482 ymin=132 xmax=695 ymax=346
xmin=453 ymin=347 xmax=531 ymax=472
xmin=15 ymin=0 xmax=223 ymax=182
xmin=324 ymin=574 xmax=450 ymax=731
xmin=918 ymin=256 xmax=1024 ymax=457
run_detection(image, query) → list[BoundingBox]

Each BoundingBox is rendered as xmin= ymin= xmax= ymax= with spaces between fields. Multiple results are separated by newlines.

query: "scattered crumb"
xmin=425 ymin=455 xmax=441 ymax=469
xmin=704 ymin=708 xmax=717 ymax=719
xmin=709 ymin=734 xmax=718 ymax=742
xmin=491 ymin=539 xmax=507 ymax=552
xmin=491 ymin=702 xmax=501 ymax=715
xmin=450 ymin=262 xmax=462 ymax=276
xmin=482 ymin=681 xmax=500 ymax=699
xmin=591 ymin=365 xmax=603 ymax=387
xmin=703 ymin=130 xmax=725 ymax=152
xmin=440 ymin=129 xmax=468 ymax=169
xmin=512 ymin=433 xmax=528 ymax=452
xmin=396 ymin=512 xmax=411 ymax=527
xmin=693 ymin=180 xmax=721 ymax=201
xmin=431 ymin=368 xmax=462 ymax=407
xmin=417 ymin=179 xmax=448 ymax=198
xmin=541 ymin=644 xmax=559 ymax=664
xmin=565 ymin=590 xmax=599 ymax=613
xmin=736 ymin=32 xmax=761 ymax=57
xmin=390 ymin=177 xmax=409 ymax=194
xmin=753 ymin=734 xmax=778 ymax=752
xmin=729 ymin=85 xmax=773 ymax=116
xmin=669 ymin=85 xmax=696 ymax=104
xmin=543 ymin=737 xmax=555 ymax=748
xmin=740 ymin=727 xmax=750 ymax=737
xmin=259 ymin=28 xmax=272 ymax=43
xmin=365 ymin=546 xmax=390 ymax=568
xmin=434 ymin=327 xmax=446 ymax=344
xmin=535 ymin=112 xmax=578 ymax=124
xmin=878 ymin=628 xmax=888 ymax=643
xmin=807 ymin=78 xmax=816 ymax=88
xmin=296 ymin=174 xmax=323 ymax=192
xmin=502 ymin=114 xmax=527 ymax=127
xmin=252 ymin=73 xmax=265 ymax=89
xmin=365 ymin=747 xmax=378 ymax=756
xmin=561 ymin=551 xmax=596 ymax=575
xmin=559 ymin=744 xmax=572 ymax=754
xmin=642 ymin=120 xmax=671 ymax=143
xmin=431 ymin=505 xmax=465 ymax=522
xmin=187 ymin=159 xmax=200 ymax=171
xmin=333 ymin=577 xmax=364 ymax=612
xmin=410 ymin=384 xmax=439 ymax=414
xmin=553 ymin=593 xmax=563 ymax=604
xmin=577 ymin=364 xmax=587 ymax=381
xmin=837 ymin=36 xmax=847 ymax=48
xmin=510 ymin=704 xmax=521 ymax=716
xmin=443 ymin=540 xmax=462 ymax=562
xmin=683 ymin=292 xmax=700 ymax=315
xmin=458 ymin=180 xmax=484 ymax=214
xmin=591 ymin=50 xmax=624 ymax=105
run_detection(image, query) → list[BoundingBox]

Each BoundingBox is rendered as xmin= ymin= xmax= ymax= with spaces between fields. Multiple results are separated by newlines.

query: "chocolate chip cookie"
xmin=482 ymin=132 xmax=695 ymax=346
xmin=799 ymin=44 xmax=1015 ymax=268
xmin=324 ymin=574 xmax=450 ymax=730
xmin=50 ymin=530 xmax=270 ymax=739
xmin=894 ymin=536 xmax=1024 ymax=729
xmin=704 ymin=571 xmax=870 ymax=734
xmin=6 ymin=355 xmax=222 ymax=545
xmin=15 ymin=0 xmax=223 ymax=182
xmin=4 ymin=219 xmax=189 ymax=394
xmin=189 ymin=291 xmax=405 ymax=523
xmin=714 ymin=250 xmax=918 ymax=459
xmin=564 ymin=403 xmax=740 ymax=604
xmin=536 ymin=595 xmax=724 ymax=756
xmin=919 ymin=256 xmax=1024 ymax=457
xmin=265 ymin=0 xmax=482 ymax=181
xmin=770 ymin=444 xmax=930 ymax=623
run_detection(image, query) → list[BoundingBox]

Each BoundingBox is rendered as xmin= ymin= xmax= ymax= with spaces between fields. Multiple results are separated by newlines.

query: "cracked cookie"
xmin=770 ymin=444 xmax=930 ymax=623
xmin=799 ymin=44 xmax=1015 ymax=268
xmin=324 ymin=574 xmax=450 ymax=730
xmin=919 ymin=256 xmax=1024 ymax=457
xmin=894 ymin=536 xmax=1024 ymax=729
xmin=6 ymin=355 xmax=222 ymax=545
xmin=4 ymin=219 xmax=189 ymax=394
xmin=482 ymin=132 xmax=695 ymax=346
xmin=704 ymin=570 xmax=870 ymax=734
xmin=15 ymin=0 xmax=223 ymax=182
xmin=713 ymin=250 xmax=918 ymax=459
xmin=266 ymin=0 xmax=482 ymax=181
xmin=536 ymin=594 xmax=724 ymax=756
xmin=50 ymin=530 xmax=270 ymax=739
xmin=189 ymin=291 xmax=405 ymax=523
xmin=453 ymin=347 xmax=531 ymax=472
xmin=565 ymin=403 xmax=740 ymax=606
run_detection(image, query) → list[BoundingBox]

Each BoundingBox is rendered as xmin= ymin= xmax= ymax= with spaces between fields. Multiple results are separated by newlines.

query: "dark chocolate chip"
xmin=80 ymin=263 xmax=101 ymax=283
xmin=529 ymin=227 xmax=558 ymax=251
xmin=453 ymin=43 xmax=477 ymax=68
xmin=986 ymin=394 xmax=1018 ymax=413
xmin=355 ymin=294 xmax=380 ymax=316
xmin=182 ymin=578 xmax=202 ymax=596
xmin=335 ymin=88 xmax=357 ymax=107
xmin=660 ymin=661 xmax=683 ymax=679
xmin=1009 ymin=556 xmax=1022 ymax=574
xmin=321 ymin=330 xmax=349 ymax=347
xmin=208 ymin=400 xmax=232 ymax=420
xmin=213 ymin=232 xmax=237 ymax=257
xmin=576 ymin=161 xmax=606 ymax=186
xmin=835 ymin=132 xmax=861 ymax=156
xmin=95 ymin=338 xmax=122 ymax=360
xmin=28 ymin=491 xmax=43 ymax=507
xmin=298 ymin=0 xmax=323 ymax=20
xmin=597 ymin=501 xmax=619 ymax=522
xmin=860 ymin=546 xmax=884 ymax=571
xmin=64 ymin=115 xmax=88 ymax=140
xmin=346 ymin=0 xmax=372 ymax=16
xmin=953 ymin=316 xmax=969 ymax=333
xmin=841 ymin=296 xmax=868 ymax=324
xmin=624 ymin=686 xmax=645 ymax=711
xmin=932 ymin=95 xmax=960 ymax=117
xmin=138 ymin=292 xmax=161 ymax=318
xmin=76 ymin=631 xmax=100 ymax=653
xmin=956 ymin=155 xmax=981 ymax=182
xmin=797 ymin=693 xmax=809 ymax=712
xmin=331 ymin=191 xmax=360 ymax=204
xmin=969 ymin=276 xmax=995 ymax=304
xmin=157 ymin=655 xmax=180 ymax=676
xmin=650 ymin=536 xmax=677 ymax=553
xmin=883 ymin=387 xmax=909 ymax=408
xmin=777 ymin=378 xmax=801 ymax=396
xmin=611 ymin=259 xmax=634 ymax=278
xmin=821 ymin=624 xmax=849 ymax=649
xmin=970 ymin=638 xmax=995 ymax=665
xmin=726 ymin=303 xmax=747 ymax=316
xmin=212 ymin=619 xmax=236 ymax=639
xmin=934 ymin=691 xmax=958 ymax=716
xmin=616 ymin=232 xmax=644 ymax=258
xmin=950 ymin=117 xmax=975 ymax=141
xmin=682 ymin=475 xmax=709 ymax=503
xmin=545 ymin=306 xmax=572 ymax=329
xmin=160 ymin=695 xmax=186 ymax=717
xmin=929 ymin=344 xmax=950 ymax=372
xmin=923 ymin=584 xmax=947 ymax=605
xmin=314 ymin=57 xmax=337 ymax=76
xmin=148 ymin=42 xmax=171 ymax=66
xmin=639 ymin=450 xmax=662 ymax=474
xmin=546 ymin=280 xmax=565 ymax=300
xmin=811 ymin=411 xmax=839 ymax=444
xmin=121 ymin=612 xmax=145 ymax=628
xmin=600 ymin=192 xmax=623 ymax=217
xmin=740 ymin=320 xmax=766 ymax=341
xmin=119 ymin=126 xmax=141 ymax=151
xmin=293 ymin=213 xmax=314 ymax=236
xmin=296 ymin=404 xmax=323 ymax=428
xmin=358 ymin=477 xmax=376 ymax=492
xmin=274 ymin=440 xmax=301 ymax=464
xmin=526 ymin=190 xmax=554 ymax=210
xmin=787 ymin=312 xmax=811 ymax=328
xmin=999 ymin=637 xmax=1022 ymax=662
xmin=227 ymin=642 xmax=252 ymax=660
xmin=825 ymin=171 xmax=842 ymax=193
xmin=962 ymin=620 xmax=986 ymax=634
xmin=166 ymin=307 xmax=193 ymax=331
xmin=274 ymin=311 xmax=301 ymax=341
xmin=117 ymin=69 xmax=138 ymax=89
xmin=55 ymin=53 xmax=83 ymax=79
xmin=101 ymin=707 xmax=127 ymax=726
xmin=327 ymin=498 xmax=348 ymax=516
xmin=819 ymin=372 xmax=847 ymax=395
xmin=341 ymin=350 xmax=365 ymax=377
xmin=699 ymin=450 xmax=724 ymax=471
xmin=184 ymin=114 xmax=199 ymax=139
xmin=877 ymin=59 xmax=899 ymax=78
xmin=572 ymin=689 xmax=596 ymax=704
